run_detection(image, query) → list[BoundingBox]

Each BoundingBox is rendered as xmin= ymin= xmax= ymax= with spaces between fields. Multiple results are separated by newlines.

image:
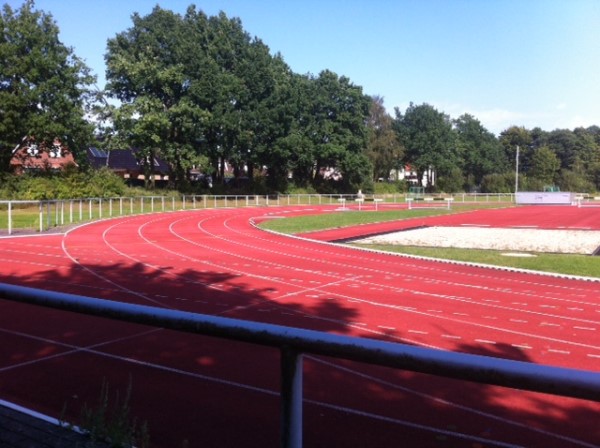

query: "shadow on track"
xmin=0 ymin=262 xmax=599 ymax=447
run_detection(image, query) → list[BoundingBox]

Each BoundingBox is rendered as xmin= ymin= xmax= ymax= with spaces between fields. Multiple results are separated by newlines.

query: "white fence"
xmin=0 ymin=193 xmax=515 ymax=235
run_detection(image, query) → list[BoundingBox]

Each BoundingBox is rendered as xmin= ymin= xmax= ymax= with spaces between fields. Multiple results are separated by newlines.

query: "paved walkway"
xmin=0 ymin=404 xmax=108 ymax=448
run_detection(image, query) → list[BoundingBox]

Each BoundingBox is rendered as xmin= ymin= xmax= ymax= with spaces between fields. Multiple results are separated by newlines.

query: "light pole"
xmin=515 ymin=145 xmax=520 ymax=194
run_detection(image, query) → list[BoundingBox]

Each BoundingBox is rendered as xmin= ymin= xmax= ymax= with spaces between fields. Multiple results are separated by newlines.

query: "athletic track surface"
xmin=0 ymin=204 xmax=599 ymax=448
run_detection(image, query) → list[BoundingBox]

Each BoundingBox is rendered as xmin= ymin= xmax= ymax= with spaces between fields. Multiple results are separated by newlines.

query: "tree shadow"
xmin=0 ymin=261 xmax=599 ymax=447
xmin=300 ymin=331 xmax=600 ymax=448
xmin=0 ymin=258 xmax=360 ymax=446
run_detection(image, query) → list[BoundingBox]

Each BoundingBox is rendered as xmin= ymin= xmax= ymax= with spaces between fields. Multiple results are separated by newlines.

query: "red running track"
xmin=1 ymin=205 xmax=600 ymax=447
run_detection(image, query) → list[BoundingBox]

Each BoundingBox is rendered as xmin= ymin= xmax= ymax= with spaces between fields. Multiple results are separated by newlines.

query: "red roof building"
xmin=10 ymin=137 xmax=77 ymax=174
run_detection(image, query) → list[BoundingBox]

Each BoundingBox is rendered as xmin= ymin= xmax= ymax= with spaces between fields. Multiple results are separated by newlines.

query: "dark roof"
xmin=107 ymin=149 xmax=139 ymax=171
xmin=87 ymin=147 xmax=108 ymax=169
xmin=87 ymin=148 xmax=170 ymax=174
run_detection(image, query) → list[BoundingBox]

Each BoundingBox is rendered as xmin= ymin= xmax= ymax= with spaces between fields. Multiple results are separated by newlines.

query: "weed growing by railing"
xmin=61 ymin=377 xmax=149 ymax=448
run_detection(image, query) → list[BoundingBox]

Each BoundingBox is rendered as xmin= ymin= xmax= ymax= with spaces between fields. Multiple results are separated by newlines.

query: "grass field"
xmin=355 ymin=244 xmax=600 ymax=279
xmin=259 ymin=207 xmax=600 ymax=279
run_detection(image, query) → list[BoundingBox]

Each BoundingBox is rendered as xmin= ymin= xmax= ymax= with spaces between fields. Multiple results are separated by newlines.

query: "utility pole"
xmin=515 ymin=145 xmax=520 ymax=194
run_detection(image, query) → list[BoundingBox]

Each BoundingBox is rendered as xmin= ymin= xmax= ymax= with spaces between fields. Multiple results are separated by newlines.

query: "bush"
xmin=373 ymin=181 xmax=406 ymax=194
xmin=0 ymin=168 xmax=128 ymax=200
xmin=480 ymin=173 xmax=514 ymax=193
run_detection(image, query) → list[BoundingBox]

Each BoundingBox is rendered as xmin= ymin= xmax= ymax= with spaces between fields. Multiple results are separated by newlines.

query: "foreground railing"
xmin=0 ymin=193 xmax=517 ymax=235
xmin=1 ymin=282 xmax=599 ymax=447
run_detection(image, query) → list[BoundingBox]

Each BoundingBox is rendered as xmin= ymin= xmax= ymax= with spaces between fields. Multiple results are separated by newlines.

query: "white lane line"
xmin=548 ymin=349 xmax=570 ymax=355
xmin=0 ymin=327 xmax=161 ymax=373
xmin=441 ymin=334 xmax=462 ymax=339
xmin=574 ymin=326 xmax=596 ymax=331
xmin=511 ymin=344 xmax=532 ymax=350
xmin=475 ymin=339 xmax=497 ymax=345
xmin=310 ymin=356 xmax=594 ymax=448
xmin=408 ymin=329 xmax=428 ymax=335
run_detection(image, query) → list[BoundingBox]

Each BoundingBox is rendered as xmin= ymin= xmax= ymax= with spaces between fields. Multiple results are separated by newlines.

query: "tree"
xmin=105 ymin=6 xmax=288 ymax=190
xmin=498 ymin=126 xmax=533 ymax=176
xmin=105 ymin=6 xmax=211 ymax=188
xmin=529 ymin=146 xmax=560 ymax=186
xmin=256 ymin=68 xmax=312 ymax=191
xmin=0 ymin=1 xmax=95 ymax=171
xmin=305 ymin=70 xmax=372 ymax=192
xmin=453 ymin=114 xmax=507 ymax=190
xmin=365 ymin=96 xmax=404 ymax=182
xmin=545 ymin=129 xmax=578 ymax=169
xmin=394 ymin=103 xmax=457 ymax=189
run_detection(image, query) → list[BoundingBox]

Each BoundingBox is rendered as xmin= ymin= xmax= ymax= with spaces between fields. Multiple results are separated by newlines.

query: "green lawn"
xmin=356 ymin=245 xmax=600 ymax=279
xmin=259 ymin=208 xmax=457 ymax=234
xmin=259 ymin=207 xmax=600 ymax=279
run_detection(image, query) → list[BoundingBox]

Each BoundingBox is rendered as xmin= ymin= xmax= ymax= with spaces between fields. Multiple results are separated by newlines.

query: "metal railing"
xmin=0 ymin=193 xmax=516 ymax=235
xmin=1 ymin=282 xmax=599 ymax=447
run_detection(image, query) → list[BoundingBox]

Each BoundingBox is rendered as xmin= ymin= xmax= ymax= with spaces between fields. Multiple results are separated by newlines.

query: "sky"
xmin=5 ymin=0 xmax=600 ymax=135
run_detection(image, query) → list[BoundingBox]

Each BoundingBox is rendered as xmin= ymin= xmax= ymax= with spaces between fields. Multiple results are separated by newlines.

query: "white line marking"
xmin=511 ymin=344 xmax=532 ymax=350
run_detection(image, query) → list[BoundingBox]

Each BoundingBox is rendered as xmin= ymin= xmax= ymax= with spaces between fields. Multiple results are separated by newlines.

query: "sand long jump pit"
xmin=355 ymin=226 xmax=600 ymax=255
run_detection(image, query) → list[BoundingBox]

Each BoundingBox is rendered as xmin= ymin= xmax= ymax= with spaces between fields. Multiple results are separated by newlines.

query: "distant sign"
xmin=515 ymin=192 xmax=575 ymax=205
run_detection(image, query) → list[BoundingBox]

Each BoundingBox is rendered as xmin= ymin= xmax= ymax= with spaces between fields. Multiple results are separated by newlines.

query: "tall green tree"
xmin=105 ymin=6 xmax=209 ymax=188
xmin=499 ymin=126 xmax=533 ymax=177
xmin=365 ymin=96 xmax=404 ymax=182
xmin=394 ymin=103 xmax=457 ymax=189
xmin=454 ymin=114 xmax=507 ymax=190
xmin=529 ymin=145 xmax=560 ymax=185
xmin=0 ymin=0 xmax=95 ymax=171
xmin=256 ymin=68 xmax=310 ymax=191
xmin=305 ymin=70 xmax=372 ymax=192
xmin=545 ymin=129 xmax=579 ymax=169
xmin=106 ymin=6 xmax=286 ymax=189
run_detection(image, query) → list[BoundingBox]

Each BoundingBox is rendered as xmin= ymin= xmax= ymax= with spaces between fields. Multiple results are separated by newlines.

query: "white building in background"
xmin=388 ymin=165 xmax=435 ymax=186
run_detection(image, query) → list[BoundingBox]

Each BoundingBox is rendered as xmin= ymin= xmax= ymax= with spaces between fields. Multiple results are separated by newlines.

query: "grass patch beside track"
xmin=260 ymin=209 xmax=456 ymax=234
xmin=355 ymin=244 xmax=600 ymax=279
xmin=259 ymin=206 xmax=600 ymax=279
xmin=260 ymin=204 xmax=505 ymax=234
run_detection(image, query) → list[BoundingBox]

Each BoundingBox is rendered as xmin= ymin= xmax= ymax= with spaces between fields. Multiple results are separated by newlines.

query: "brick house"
xmin=10 ymin=137 xmax=77 ymax=174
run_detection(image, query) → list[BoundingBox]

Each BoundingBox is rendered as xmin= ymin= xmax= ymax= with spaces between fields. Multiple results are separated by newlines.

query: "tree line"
xmin=2 ymin=2 xmax=599 ymax=194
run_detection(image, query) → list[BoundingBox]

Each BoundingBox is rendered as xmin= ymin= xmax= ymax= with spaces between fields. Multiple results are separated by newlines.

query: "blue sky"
xmin=6 ymin=0 xmax=600 ymax=135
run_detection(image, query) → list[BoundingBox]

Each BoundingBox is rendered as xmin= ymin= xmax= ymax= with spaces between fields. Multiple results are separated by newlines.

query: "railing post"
xmin=281 ymin=346 xmax=303 ymax=448
xmin=8 ymin=201 xmax=12 ymax=235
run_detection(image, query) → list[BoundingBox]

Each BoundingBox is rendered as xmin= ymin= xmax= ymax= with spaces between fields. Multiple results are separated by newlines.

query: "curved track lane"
xmin=1 ymin=205 xmax=599 ymax=447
